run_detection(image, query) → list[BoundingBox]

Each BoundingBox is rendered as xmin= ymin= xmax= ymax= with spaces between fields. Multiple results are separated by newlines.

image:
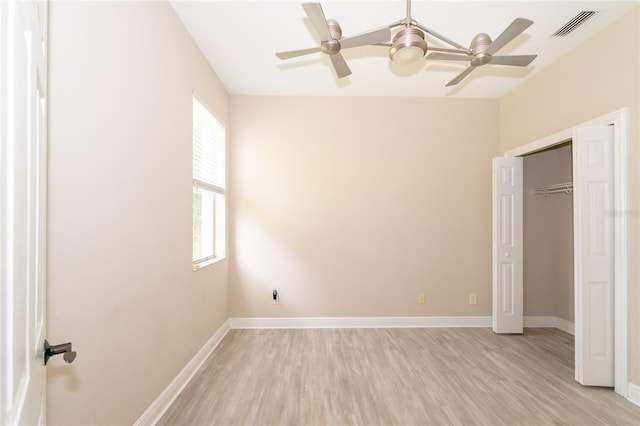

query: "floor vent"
xmin=551 ymin=11 xmax=599 ymax=37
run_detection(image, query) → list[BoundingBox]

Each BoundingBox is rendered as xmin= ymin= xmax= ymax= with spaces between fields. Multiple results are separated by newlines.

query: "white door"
xmin=573 ymin=126 xmax=615 ymax=387
xmin=1 ymin=0 xmax=48 ymax=424
xmin=492 ymin=157 xmax=524 ymax=334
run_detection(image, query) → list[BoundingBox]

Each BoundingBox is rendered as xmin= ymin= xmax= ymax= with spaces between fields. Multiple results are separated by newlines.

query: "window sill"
xmin=192 ymin=255 xmax=226 ymax=271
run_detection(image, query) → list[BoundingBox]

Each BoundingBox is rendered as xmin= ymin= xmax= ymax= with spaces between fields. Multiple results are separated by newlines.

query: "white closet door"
xmin=492 ymin=157 xmax=523 ymax=334
xmin=574 ymin=126 xmax=614 ymax=386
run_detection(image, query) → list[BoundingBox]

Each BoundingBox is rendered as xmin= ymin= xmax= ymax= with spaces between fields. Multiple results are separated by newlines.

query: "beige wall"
xmin=523 ymin=145 xmax=573 ymax=321
xmin=47 ymin=2 xmax=229 ymax=424
xmin=228 ymin=96 xmax=499 ymax=318
xmin=500 ymin=7 xmax=640 ymax=385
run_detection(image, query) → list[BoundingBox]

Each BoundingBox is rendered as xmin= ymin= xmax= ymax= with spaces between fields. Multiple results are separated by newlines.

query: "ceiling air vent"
xmin=551 ymin=11 xmax=599 ymax=37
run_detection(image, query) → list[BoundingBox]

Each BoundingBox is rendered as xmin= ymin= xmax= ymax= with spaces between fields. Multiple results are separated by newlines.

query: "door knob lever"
xmin=44 ymin=339 xmax=77 ymax=365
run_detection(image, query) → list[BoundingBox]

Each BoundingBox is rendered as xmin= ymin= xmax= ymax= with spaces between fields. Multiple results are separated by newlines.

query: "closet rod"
xmin=532 ymin=181 xmax=573 ymax=196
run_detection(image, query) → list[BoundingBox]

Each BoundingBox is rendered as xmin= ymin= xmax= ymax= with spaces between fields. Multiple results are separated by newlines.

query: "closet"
xmin=522 ymin=142 xmax=574 ymax=327
xmin=495 ymin=120 xmax=623 ymax=390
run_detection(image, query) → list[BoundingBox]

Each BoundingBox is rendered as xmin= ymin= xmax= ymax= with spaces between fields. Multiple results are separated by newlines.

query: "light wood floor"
xmin=158 ymin=328 xmax=640 ymax=425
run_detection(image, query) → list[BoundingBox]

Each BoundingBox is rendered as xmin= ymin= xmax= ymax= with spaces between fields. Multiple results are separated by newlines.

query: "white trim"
xmin=505 ymin=129 xmax=572 ymax=157
xmin=523 ymin=316 xmax=574 ymax=335
xmin=504 ymin=108 xmax=628 ymax=158
xmin=611 ymin=109 xmax=629 ymax=397
xmin=229 ymin=316 xmax=492 ymax=329
xmin=501 ymin=108 xmax=628 ymax=397
xmin=554 ymin=317 xmax=575 ymax=336
xmin=523 ymin=316 xmax=557 ymax=328
xmin=628 ymin=383 xmax=640 ymax=407
xmin=229 ymin=316 xmax=575 ymax=331
xmin=134 ymin=320 xmax=230 ymax=426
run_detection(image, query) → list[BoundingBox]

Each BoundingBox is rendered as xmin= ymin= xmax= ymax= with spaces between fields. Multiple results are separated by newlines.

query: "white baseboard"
xmin=554 ymin=317 xmax=575 ymax=335
xmin=523 ymin=316 xmax=575 ymax=335
xmin=134 ymin=320 xmax=230 ymax=426
xmin=229 ymin=316 xmax=492 ymax=329
xmin=230 ymin=316 xmax=575 ymax=335
xmin=628 ymin=382 xmax=640 ymax=407
xmin=523 ymin=316 xmax=558 ymax=328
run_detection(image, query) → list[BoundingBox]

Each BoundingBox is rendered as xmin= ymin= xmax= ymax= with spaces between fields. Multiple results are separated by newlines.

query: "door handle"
xmin=44 ymin=339 xmax=77 ymax=366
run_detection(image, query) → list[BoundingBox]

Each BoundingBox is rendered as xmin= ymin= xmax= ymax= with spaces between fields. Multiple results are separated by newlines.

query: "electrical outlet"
xmin=469 ymin=293 xmax=477 ymax=305
xmin=418 ymin=294 xmax=425 ymax=304
xmin=272 ymin=290 xmax=279 ymax=305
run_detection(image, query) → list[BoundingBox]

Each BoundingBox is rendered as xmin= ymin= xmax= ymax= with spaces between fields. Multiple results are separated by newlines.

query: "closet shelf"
xmin=532 ymin=182 xmax=573 ymax=196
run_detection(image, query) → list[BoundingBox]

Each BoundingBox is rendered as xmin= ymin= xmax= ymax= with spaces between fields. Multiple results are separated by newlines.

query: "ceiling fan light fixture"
xmin=389 ymin=27 xmax=427 ymax=64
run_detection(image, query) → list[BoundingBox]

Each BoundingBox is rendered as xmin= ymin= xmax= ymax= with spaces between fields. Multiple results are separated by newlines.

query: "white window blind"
xmin=193 ymin=94 xmax=225 ymax=193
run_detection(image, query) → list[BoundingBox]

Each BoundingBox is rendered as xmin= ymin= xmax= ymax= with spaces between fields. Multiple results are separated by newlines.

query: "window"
xmin=192 ymin=93 xmax=225 ymax=268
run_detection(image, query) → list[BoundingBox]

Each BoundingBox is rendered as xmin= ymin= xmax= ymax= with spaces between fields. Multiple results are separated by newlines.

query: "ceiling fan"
xmin=275 ymin=3 xmax=391 ymax=78
xmin=276 ymin=0 xmax=537 ymax=86
xmin=426 ymin=19 xmax=537 ymax=86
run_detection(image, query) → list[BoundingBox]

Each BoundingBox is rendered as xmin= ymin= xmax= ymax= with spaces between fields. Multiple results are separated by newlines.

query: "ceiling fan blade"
xmin=302 ymin=3 xmax=332 ymax=41
xmin=445 ymin=66 xmax=475 ymax=87
xmin=329 ymin=53 xmax=352 ymax=78
xmin=485 ymin=18 xmax=533 ymax=55
xmin=490 ymin=54 xmax=537 ymax=67
xmin=339 ymin=27 xmax=391 ymax=49
xmin=426 ymin=52 xmax=472 ymax=62
xmin=276 ymin=47 xmax=322 ymax=60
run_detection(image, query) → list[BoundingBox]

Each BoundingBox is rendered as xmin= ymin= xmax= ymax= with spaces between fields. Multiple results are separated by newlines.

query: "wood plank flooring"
xmin=158 ymin=328 xmax=640 ymax=425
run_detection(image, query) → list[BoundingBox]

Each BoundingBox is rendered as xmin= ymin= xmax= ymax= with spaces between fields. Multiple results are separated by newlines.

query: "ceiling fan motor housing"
xmin=320 ymin=19 xmax=342 ymax=54
xmin=470 ymin=32 xmax=492 ymax=66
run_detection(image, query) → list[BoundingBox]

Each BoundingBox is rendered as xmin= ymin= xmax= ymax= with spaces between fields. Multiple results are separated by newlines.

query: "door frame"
xmin=503 ymin=107 xmax=629 ymax=398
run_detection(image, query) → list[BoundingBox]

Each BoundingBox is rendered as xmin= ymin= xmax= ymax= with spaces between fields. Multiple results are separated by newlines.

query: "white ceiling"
xmin=170 ymin=0 xmax=638 ymax=98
